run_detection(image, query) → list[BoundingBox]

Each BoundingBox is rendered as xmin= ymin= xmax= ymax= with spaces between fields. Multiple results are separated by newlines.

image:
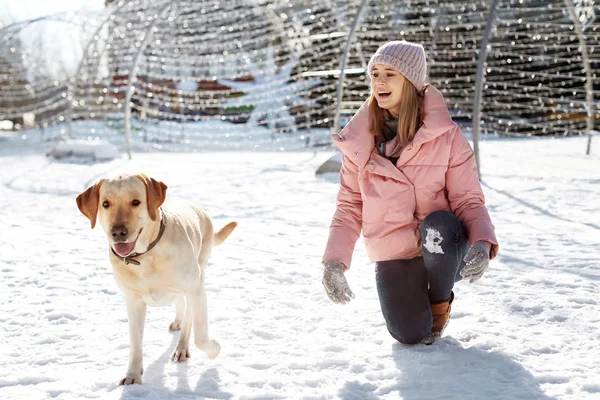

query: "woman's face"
xmin=371 ymin=64 xmax=405 ymax=118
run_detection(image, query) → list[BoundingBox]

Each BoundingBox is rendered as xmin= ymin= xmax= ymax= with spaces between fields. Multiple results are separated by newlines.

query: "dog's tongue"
xmin=114 ymin=242 xmax=135 ymax=256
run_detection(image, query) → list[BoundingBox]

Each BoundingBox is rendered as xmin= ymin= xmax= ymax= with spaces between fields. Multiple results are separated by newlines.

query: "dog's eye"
xmin=132 ymin=200 xmax=141 ymax=207
xmin=102 ymin=201 xmax=110 ymax=208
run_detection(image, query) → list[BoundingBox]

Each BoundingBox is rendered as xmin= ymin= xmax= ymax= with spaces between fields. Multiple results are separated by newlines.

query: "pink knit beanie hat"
xmin=367 ymin=41 xmax=428 ymax=91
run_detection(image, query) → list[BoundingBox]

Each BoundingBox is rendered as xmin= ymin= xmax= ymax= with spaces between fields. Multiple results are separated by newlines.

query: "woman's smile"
xmin=377 ymin=90 xmax=392 ymax=100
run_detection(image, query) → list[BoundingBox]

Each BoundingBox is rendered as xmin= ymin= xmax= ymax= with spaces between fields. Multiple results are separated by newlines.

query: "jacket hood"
xmin=332 ymin=85 xmax=456 ymax=168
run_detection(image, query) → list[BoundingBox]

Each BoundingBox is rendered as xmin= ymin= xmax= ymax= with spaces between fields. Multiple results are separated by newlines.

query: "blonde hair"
xmin=369 ymin=75 xmax=424 ymax=147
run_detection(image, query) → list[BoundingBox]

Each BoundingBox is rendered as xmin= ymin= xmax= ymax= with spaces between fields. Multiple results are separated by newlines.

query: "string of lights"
xmin=1 ymin=0 xmax=598 ymax=139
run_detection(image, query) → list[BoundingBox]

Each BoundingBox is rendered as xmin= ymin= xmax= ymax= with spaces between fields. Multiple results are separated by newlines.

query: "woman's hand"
xmin=461 ymin=241 xmax=492 ymax=283
xmin=322 ymin=260 xmax=355 ymax=303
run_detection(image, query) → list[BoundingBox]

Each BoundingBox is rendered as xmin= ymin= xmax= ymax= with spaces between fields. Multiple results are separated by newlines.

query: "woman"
xmin=321 ymin=41 xmax=498 ymax=345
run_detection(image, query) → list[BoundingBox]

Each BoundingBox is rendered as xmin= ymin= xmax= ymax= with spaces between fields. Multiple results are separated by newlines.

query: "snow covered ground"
xmin=0 ymin=130 xmax=599 ymax=400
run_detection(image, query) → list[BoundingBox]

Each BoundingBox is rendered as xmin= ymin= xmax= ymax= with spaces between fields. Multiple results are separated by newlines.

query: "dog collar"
xmin=111 ymin=209 xmax=166 ymax=266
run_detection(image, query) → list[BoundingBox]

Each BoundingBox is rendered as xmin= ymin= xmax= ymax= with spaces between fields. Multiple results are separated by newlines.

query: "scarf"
xmin=375 ymin=116 xmax=403 ymax=159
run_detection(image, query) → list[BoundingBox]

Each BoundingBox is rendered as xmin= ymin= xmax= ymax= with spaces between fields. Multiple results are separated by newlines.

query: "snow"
xmin=0 ymin=130 xmax=599 ymax=400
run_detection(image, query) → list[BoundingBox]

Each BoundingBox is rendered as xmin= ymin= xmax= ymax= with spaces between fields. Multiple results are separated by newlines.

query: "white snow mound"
xmin=47 ymin=139 xmax=120 ymax=161
xmin=315 ymin=151 xmax=342 ymax=174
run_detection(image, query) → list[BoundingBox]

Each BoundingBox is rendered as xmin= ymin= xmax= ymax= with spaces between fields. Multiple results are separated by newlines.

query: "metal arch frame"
xmin=334 ymin=0 xmax=368 ymax=135
xmin=123 ymin=1 xmax=176 ymax=159
xmin=472 ymin=0 xmax=501 ymax=178
xmin=473 ymin=0 xmax=596 ymax=176
xmin=1 ymin=11 xmax=98 ymax=41
xmin=564 ymin=0 xmax=595 ymax=155
xmin=67 ymin=0 xmax=130 ymax=139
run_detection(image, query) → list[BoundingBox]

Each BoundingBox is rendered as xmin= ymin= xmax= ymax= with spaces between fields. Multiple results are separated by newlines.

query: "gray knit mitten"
xmin=322 ymin=260 xmax=355 ymax=304
xmin=460 ymin=241 xmax=492 ymax=283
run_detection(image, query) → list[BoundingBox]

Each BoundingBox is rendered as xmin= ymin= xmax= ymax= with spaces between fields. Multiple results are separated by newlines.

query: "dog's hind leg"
xmin=189 ymin=276 xmax=220 ymax=359
xmin=172 ymin=296 xmax=192 ymax=362
xmin=169 ymin=295 xmax=185 ymax=332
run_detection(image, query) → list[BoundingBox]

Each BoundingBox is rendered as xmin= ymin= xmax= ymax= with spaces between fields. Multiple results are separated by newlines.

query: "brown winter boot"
xmin=421 ymin=291 xmax=454 ymax=345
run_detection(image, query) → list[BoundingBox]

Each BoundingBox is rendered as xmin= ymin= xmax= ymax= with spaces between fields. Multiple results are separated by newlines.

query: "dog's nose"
xmin=111 ymin=225 xmax=128 ymax=240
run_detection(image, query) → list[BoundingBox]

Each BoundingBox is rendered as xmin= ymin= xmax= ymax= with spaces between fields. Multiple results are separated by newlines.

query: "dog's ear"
xmin=137 ymin=174 xmax=168 ymax=221
xmin=76 ymin=179 xmax=105 ymax=229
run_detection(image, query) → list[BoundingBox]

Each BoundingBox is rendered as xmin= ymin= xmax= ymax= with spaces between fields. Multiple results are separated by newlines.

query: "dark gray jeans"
xmin=375 ymin=210 xmax=468 ymax=344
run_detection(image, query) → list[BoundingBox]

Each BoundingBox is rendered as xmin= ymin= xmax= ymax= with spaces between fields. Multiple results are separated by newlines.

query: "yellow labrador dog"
xmin=76 ymin=173 xmax=236 ymax=385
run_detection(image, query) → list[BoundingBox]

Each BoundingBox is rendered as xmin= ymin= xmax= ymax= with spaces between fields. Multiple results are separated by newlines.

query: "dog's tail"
xmin=214 ymin=221 xmax=238 ymax=246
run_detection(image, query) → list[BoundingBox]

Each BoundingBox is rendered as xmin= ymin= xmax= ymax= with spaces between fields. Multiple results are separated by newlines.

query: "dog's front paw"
xmin=196 ymin=339 xmax=220 ymax=359
xmin=171 ymin=346 xmax=191 ymax=363
xmin=169 ymin=321 xmax=182 ymax=331
xmin=119 ymin=371 xmax=142 ymax=385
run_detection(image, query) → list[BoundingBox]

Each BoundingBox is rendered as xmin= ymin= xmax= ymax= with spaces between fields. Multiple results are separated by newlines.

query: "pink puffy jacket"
xmin=323 ymin=85 xmax=498 ymax=268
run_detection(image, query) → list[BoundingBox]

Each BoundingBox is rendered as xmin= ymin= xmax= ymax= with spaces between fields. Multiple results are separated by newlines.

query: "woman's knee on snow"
xmin=384 ymin=311 xmax=432 ymax=345
xmin=386 ymin=321 xmax=431 ymax=345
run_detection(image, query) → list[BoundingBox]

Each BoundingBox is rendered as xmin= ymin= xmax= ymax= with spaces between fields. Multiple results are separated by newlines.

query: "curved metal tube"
xmin=333 ymin=0 xmax=368 ymax=134
xmin=1 ymin=11 xmax=95 ymax=41
xmin=564 ymin=0 xmax=595 ymax=155
xmin=472 ymin=0 xmax=501 ymax=178
xmin=123 ymin=1 xmax=175 ymax=159
xmin=67 ymin=1 xmax=129 ymax=138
